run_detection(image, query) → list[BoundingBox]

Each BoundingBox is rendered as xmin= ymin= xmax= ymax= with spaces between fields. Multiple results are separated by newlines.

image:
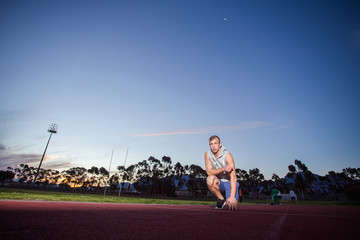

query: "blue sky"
xmin=1 ymin=0 xmax=359 ymax=179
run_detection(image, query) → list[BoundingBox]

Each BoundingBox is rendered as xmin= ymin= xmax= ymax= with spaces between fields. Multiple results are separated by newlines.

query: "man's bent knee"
xmin=207 ymin=175 xmax=219 ymax=187
xmin=206 ymin=175 xmax=214 ymax=186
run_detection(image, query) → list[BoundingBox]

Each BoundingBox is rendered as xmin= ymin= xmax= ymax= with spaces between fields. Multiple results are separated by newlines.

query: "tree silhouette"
xmin=0 ymin=169 xmax=15 ymax=185
xmin=116 ymin=165 xmax=127 ymax=190
xmin=4 ymin=157 xmax=359 ymax=201
xmin=187 ymin=164 xmax=207 ymax=197
xmin=88 ymin=166 xmax=100 ymax=188
xmin=174 ymin=162 xmax=186 ymax=190
xmin=235 ymin=169 xmax=249 ymax=181
xmin=98 ymin=167 xmax=109 ymax=187
xmin=287 ymin=159 xmax=316 ymax=200
xmin=272 ymin=173 xmax=280 ymax=182
xmin=248 ymin=168 xmax=264 ymax=197
xmin=61 ymin=167 xmax=88 ymax=187
xmin=160 ymin=156 xmax=176 ymax=196
xmin=342 ymin=167 xmax=360 ymax=181
xmin=15 ymin=164 xmax=36 ymax=184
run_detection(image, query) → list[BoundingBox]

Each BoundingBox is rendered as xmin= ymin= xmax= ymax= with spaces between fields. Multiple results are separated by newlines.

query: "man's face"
xmin=209 ymin=138 xmax=221 ymax=154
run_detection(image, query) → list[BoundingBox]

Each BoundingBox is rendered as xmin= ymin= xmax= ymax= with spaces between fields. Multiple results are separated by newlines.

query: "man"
xmin=289 ymin=190 xmax=297 ymax=205
xmin=271 ymin=188 xmax=280 ymax=205
xmin=205 ymin=135 xmax=239 ymax=210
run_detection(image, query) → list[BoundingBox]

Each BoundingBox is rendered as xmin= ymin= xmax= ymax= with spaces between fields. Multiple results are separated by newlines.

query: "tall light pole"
xmin=33 ymin=123 xmax=58 ymax=184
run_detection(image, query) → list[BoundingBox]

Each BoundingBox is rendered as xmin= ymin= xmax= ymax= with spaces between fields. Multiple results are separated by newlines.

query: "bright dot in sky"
xmin=224 ymin=17 xmax=227 ymax=21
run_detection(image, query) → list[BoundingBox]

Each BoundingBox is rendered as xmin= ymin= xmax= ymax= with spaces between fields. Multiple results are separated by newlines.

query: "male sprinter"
xmin=205 ymin=135 xmax=239 ymax=210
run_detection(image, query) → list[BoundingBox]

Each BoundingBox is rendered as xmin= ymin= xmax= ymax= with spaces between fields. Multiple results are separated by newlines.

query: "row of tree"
xmin=1 ymin=157 xmax=359 ymax=201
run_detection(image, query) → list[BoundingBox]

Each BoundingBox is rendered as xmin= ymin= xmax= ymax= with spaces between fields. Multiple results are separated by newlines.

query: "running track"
xmin=0 ymin=200 xmax=359 ymax=240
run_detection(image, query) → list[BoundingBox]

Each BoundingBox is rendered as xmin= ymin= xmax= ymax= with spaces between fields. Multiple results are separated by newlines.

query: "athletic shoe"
xmin=215 ymin=198 xmax=226 ymax=209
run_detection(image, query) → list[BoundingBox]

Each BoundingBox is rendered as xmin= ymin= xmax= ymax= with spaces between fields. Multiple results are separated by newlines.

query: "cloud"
xmin=0 ymin=143 xmax=43 ymax=169
xmin=0 ymin=145 xmax=74 ymax=170
xmin=41 ymin=161 xmax=74 ymax=170
xmin=0 ymin=152 xmax=40 ymax=170
xmin=0 ymin=152 xmax=41 ymax=166
xmin=137 ymin=121 xmax=272 ymax=137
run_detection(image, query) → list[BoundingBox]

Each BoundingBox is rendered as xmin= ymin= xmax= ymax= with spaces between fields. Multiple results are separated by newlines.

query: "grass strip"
xmin=0 ymin=188 xmax=214 ymax=205
xmin=1 ymin=188 xmax=358 ymax=206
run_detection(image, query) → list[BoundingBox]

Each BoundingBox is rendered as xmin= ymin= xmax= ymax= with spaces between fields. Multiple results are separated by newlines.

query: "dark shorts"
xmin=219 ymin=180 xmax=239 ymax=200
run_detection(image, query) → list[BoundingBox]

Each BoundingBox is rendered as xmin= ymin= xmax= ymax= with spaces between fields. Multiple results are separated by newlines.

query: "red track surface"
xmin=0 ymin=200 xmax=359 ymax=240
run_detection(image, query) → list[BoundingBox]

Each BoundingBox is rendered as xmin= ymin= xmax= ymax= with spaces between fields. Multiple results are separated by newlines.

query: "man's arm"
xmin=225 ymin=153 xmax=238 ymax=210
xmin=225 ymin=153 xmax=237 ymax=198
xmin=205 ymin=152 xmax=233 ymax=176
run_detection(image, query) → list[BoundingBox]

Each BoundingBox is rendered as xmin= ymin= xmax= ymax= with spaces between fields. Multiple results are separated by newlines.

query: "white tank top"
xmin=207 ymin=146 xmax=230 ymax=182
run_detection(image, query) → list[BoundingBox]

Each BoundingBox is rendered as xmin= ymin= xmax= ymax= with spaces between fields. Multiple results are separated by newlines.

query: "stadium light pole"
xmin=33 ymin=123 xmax=58 ymax=184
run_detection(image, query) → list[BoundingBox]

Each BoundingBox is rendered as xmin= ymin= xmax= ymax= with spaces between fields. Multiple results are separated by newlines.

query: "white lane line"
xmin=263 ymin=205 xmax=289 ymax=240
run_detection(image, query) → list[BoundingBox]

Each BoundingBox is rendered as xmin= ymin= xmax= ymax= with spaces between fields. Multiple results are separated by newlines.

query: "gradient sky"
xmin=1 ymin=0 xmax=359 ymax=179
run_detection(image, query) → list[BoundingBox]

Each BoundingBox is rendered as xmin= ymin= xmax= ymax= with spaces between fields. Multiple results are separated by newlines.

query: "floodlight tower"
xmin=33 ymin=123 xmax=58 ymax=184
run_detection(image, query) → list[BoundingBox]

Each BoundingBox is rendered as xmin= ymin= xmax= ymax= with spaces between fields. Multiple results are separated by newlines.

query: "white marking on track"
xmin=263 ymin=205 xmax=289 ymax=240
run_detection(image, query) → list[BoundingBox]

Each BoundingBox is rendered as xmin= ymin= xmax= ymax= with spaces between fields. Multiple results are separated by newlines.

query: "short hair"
xmin=209 ymin=135 xmax=220 ymax=142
